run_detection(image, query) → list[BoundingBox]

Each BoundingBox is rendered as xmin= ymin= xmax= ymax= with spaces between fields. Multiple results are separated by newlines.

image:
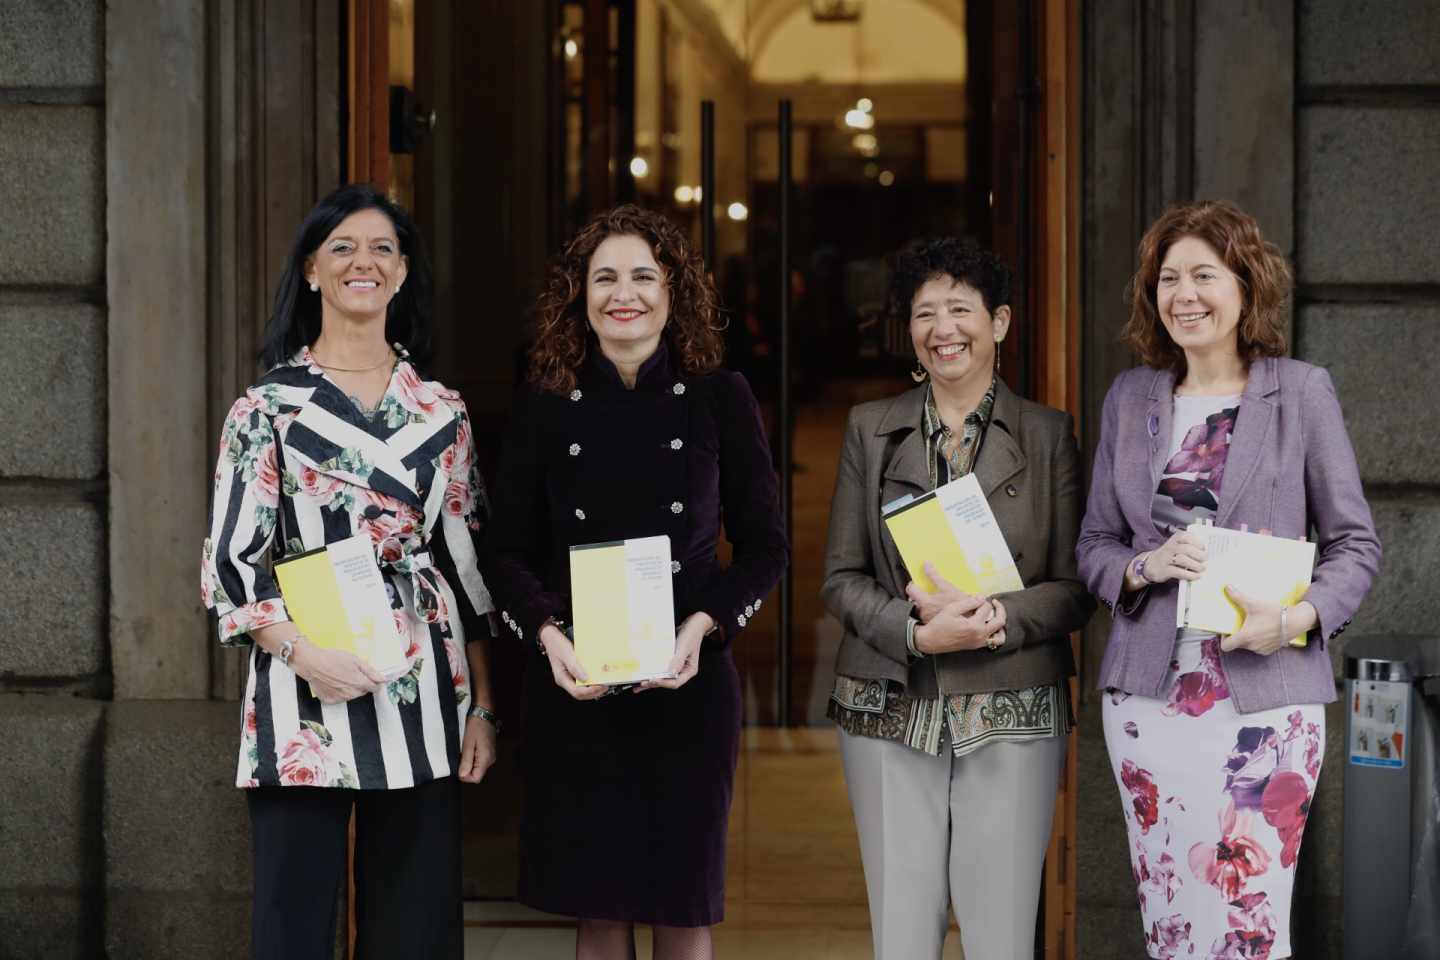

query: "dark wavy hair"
xmin=887 ymin=236 xmax=1013 ymax=325
xmin=258 ymin=183 xmax=433 ymax=369
xmin=1123 ymin=199 xmax=1291 ymax=374
xmin=528 ymin=204 xmax=724 ymax=394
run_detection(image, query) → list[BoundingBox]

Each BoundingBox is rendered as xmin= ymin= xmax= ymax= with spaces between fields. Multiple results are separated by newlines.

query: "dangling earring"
xmin=308 ymin=280 xmax=319 ymax=292
xmin=911 ymin=362 xmax=928 ymax=383
xmin=994 ymin=336 xmax=1004 ymax=371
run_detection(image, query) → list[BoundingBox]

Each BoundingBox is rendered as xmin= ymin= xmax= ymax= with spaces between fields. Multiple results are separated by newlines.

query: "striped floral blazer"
xmin=201 ymin=346 xmax=494 ymax=790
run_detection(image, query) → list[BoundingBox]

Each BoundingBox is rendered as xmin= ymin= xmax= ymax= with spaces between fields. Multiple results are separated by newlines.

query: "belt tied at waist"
xmin=378 ymin=540 xmax=449 ymax=625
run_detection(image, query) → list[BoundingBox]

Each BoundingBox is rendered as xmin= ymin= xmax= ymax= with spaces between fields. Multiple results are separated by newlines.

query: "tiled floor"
xmin=462 ymin=902 xmax=966 ymax=959
xmin=463 ymin=728 xmax=965 ymax=959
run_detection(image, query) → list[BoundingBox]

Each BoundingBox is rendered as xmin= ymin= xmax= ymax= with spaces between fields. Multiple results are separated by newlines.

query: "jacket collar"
xmin=263 ymin=346 xmax=458 ymax=512
xmin=879 ymin=378 xmax=1027 ymax=498
xmin=1143 ymin=356 xmax=1279 ymax=526
xmin=583 ymin=339 xmax=677 ymax=392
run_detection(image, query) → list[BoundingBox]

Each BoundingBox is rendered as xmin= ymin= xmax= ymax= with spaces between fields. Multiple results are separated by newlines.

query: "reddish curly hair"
xmin=1122 ymin=199 xmax=1292 ymax=374
xmin=527 ymin=204 xmax=724 ymax=394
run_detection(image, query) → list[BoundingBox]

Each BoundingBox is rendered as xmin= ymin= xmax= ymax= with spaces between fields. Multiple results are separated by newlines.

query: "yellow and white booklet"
xmin=882 ymin=472 xmax=1025 ymax=596
xmin=274 ymin=535 xmax=410 ymax=679
xmin=1176 ymin=520 xmax=1317 ymax=647
xmin=569 ymin=535 xmax=677 ymax=686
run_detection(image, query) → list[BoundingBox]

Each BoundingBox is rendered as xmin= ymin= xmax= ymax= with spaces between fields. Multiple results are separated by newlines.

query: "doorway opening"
xmin=352 ymin=0 xmax=1080 ymax=954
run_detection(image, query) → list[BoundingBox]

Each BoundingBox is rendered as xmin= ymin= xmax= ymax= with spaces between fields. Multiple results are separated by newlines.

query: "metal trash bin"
xmin=1342 ymin=634 xmax=1440 ymax=959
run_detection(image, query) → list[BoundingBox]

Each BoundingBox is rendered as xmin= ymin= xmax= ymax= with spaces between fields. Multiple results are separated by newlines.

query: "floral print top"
xmin=201 ymin=346 xmax=494 ymax=790
xmin=1154 ymin=394 xmax=1240 ymax=642
xmin=829 ymin=380 xmax=1069 ymax=757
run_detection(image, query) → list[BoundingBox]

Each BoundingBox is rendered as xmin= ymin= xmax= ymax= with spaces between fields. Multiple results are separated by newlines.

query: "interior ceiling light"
xmin=856 ymin=97 xmax=873 ymax=114
xmin=563 ymin=38 xmax=579 ymax=60
xmin=811 ymin=0 xmax=861 ymax=23
xmin=727 ymin=202 xmax=749 ymax=222
xmin=878 ymin=170 xmax=895 ymax=187
xmin=674 ymin=185 xmax=694 ymax=204
xmin=629 ymin=156 xmax=649 ymax=179
xmin=844 ymin=108 xmax=874 ymax=131
xmin=852 ymin=133 xmax=878 ymax=157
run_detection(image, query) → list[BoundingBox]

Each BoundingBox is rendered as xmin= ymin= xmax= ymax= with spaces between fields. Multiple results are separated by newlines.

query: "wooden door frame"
xmin=348 ymin=0 xmax=390 ymax=185
xmin=1034 ymin=1 xmax=1083 ymax=958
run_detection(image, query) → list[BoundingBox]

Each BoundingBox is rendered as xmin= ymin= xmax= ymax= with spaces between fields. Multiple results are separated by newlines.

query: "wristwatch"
xmin=278 ymin=635 xmax=297 ymax=666
xmin=468 ymin=703 xmax=501 ymax=733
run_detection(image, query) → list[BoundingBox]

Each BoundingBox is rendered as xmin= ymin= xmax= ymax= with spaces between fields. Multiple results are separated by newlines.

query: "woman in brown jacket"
xmin=822 ymin=237 xmax=1094 ymax=959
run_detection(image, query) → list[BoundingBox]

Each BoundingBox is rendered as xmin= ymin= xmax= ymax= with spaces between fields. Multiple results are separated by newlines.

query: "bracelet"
xmin=467 ymin=703 xmax=501 ymax=733
xmin=278 ymin=635 xmax=297 ymax=666
xmin=985 ymin=631 xmax=1005 ymax=652
xmin=905 ymin=617 xmax=925 ymax=659
xmin=1133 ymin=553 xmax=1153 ymax=585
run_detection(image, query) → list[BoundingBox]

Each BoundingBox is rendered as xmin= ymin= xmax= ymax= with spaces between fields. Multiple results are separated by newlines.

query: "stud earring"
xmin=911 ymin=362 xmax=929 ymax=383
xmin=308 ymin=280 xmax=319 ymax=292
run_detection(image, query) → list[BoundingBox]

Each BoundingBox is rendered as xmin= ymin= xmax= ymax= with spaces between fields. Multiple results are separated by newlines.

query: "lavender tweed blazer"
xmin=1076 ymin=357 xmax=1381 ymax=713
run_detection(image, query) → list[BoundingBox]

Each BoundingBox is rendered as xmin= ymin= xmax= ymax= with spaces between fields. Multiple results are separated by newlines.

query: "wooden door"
xmin=983 ymin=2 xmax=1083 ymax=956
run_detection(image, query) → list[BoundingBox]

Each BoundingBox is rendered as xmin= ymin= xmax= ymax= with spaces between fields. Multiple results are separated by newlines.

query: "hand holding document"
xmin=883 ymin=473 xmax=1025 ymax=597
xmin=274 ymin=535 xmax=411 ymax=685
xmin=569 ymin=535 xmax=677 ymax=686
xmin=1176 ymin=520 xmax=1316 ymax=647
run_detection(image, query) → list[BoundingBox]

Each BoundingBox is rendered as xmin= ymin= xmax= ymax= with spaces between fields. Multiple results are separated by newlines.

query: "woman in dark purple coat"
xmin=483 ymin=205 xmax=787 ymax=959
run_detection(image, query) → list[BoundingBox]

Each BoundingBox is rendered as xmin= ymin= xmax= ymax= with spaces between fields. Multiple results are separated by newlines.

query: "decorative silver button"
xmin=569 ymin=443 xmax=581 ymax=456
xmin=575 ymin=508 xmax=586 ymax=520
xmin=672 ymin=383 xmax=686 ymax=395
xmin=570 ymin=389 xmax=582 ymax=402
xmin=745 ymin=604 xmax=754 ymax=617
xmin=754 ymin=599 xmax=762 ymax=610
xmin=671 ymin=560 xmax=681 ymax=574
xmin=670 ymin=501 xmax=683 ymax=514
xmin=736 ymin=614 xmax=747 ymax=627
xmin=670 ymin=438 xmax=683 ymax=450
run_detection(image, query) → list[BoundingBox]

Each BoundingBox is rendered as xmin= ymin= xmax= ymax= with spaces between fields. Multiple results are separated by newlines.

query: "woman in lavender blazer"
xmin=1077 ymin=200 xmax=1379 ymax=959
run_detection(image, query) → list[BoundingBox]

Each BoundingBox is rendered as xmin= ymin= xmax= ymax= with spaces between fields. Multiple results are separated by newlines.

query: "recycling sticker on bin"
xmin=1349 ymin=679 xmax=1409 ymax=768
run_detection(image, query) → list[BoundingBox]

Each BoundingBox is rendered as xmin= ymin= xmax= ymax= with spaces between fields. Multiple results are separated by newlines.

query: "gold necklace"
xmin=311 ymin=349 xmax=396 ymax=373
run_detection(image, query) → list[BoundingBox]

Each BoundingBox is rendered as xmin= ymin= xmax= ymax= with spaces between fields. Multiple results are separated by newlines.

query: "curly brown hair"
xmin=1122 ymin=199 xmax=1292 ymax=374
xmin=527 ymin=204 xmax=724 ymax=394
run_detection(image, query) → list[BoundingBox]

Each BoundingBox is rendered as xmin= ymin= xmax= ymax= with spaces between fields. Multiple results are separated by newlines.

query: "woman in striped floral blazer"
xmin=201 ymin=184 xmax=496 ymax=959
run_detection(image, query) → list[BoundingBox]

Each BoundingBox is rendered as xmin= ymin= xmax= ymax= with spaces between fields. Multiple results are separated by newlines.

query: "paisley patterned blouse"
xmin=828 ymin=381 xmax=1069 ymax=757
xmin=201 ymin=346 xmax=494 ymax=790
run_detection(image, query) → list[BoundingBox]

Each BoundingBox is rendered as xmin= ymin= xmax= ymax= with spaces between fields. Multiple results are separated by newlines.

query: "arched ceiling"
xmin=692 ymin=0 xmax=967 ymax=83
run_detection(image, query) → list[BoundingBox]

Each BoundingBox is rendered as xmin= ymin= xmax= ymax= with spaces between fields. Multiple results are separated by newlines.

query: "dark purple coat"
xmin=482 ymin=344 xmax=787 ymax=925
xmin=1077 ymin=357 xmax=1381 ymax=713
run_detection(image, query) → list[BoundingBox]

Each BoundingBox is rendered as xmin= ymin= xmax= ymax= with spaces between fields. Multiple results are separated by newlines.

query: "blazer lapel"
xmin=1147 ymin=366 xmax=1176 ymax=491
xmin=276 ymin=354 xmax=440 ymax=512
xmin=1214 ymin=357 xmax=1278 ymax=529
xmin=877 ymin=387 xmax=930 ymax=495
xmin=973 ymin=380 xmax=1026 ymax=498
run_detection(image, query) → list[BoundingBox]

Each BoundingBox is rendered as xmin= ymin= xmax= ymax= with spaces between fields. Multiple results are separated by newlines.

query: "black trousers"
xmin=247 ymin=776 xmax=463 ymax=960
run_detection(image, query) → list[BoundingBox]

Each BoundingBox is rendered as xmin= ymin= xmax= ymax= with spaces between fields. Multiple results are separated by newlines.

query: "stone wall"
xmin=1079 ymin=2 xmax=1440 ymax=957
xmin=1292 ymin=5 xmax=1440 ymax=948
xmin=0 ymin=2 xmax=109 ymax=955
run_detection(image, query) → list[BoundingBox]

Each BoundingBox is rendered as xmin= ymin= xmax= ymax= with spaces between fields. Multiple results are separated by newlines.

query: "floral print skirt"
xmin=1103 ymin=635 xmax=1324 ymax=959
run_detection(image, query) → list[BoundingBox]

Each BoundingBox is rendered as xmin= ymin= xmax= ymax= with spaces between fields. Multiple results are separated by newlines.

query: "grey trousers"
xmin=838 ymin=728 xmax=1066 ymax=960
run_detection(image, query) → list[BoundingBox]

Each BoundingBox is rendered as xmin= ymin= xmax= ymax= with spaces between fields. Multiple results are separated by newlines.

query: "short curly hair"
xmin=887 ymin=236 xmax=1013 ymax=325
xmin=1123 ymin=200 xmax=1292 ymax=373
xmin=527 ymin=204 xmax=724 ymax=395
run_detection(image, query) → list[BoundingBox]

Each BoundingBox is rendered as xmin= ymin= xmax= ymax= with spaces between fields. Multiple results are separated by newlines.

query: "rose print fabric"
xmin=1103 ymin=636 xmax=1324 ymax=959
xmin=202 ymin=346 xmax=494 ymax=790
